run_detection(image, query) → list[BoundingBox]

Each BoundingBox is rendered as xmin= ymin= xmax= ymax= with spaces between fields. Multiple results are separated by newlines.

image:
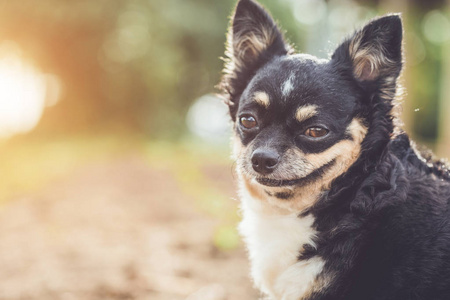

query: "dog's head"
xmin=221 ymin=0 xmax=403 ymax=213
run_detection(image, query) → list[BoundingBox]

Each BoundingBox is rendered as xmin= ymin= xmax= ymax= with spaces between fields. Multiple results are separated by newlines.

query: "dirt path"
xmin=0 ymin=156 xmax=258 ymax=300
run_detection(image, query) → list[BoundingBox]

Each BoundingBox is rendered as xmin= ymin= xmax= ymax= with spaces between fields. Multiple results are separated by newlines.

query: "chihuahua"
xmin=219 ymin=0 xmax=450 ymax=299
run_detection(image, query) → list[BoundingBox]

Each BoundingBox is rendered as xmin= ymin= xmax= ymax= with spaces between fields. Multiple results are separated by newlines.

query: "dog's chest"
xmin=239 ymin=201 xmax=325 ymax=300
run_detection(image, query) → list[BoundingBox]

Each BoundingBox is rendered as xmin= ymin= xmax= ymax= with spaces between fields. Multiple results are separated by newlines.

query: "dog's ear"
xmin=332 ymin=15 xmax=403 ymax=99
xmin=220 ymin=0 xmax=290 ymax=120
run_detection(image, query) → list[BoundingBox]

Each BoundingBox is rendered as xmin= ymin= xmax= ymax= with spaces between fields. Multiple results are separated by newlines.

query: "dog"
xmin=219 ymin=0 xmax=450 ymax=299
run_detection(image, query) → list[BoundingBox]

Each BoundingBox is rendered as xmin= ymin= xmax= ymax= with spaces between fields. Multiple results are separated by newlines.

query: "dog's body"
xmin=220 ymin=1 xmax=450 ymax=299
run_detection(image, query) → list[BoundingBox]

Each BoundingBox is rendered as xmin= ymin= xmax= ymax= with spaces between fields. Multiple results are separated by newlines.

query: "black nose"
xmin=251 ymin=149 xmax=279 ymax=175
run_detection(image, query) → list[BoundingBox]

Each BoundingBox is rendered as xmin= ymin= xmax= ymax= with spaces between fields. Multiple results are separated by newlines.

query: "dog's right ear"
xmin=220 ymin=0 xmax=290 ymax=120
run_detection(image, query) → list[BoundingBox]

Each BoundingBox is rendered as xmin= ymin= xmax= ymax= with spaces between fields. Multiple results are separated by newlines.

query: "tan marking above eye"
xmin=253 ymin=91 xmax=270 ymax=108
xmin=296 ymin=105 xmax=318 ymax=123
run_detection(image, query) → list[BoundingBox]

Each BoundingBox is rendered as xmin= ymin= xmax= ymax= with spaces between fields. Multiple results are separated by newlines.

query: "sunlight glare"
xmin=0 ymin=43 xmax=59 ymax=139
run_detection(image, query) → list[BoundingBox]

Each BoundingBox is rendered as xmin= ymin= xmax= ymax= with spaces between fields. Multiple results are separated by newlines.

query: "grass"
xmin=0 ymin=133 xmax=144 ymax=203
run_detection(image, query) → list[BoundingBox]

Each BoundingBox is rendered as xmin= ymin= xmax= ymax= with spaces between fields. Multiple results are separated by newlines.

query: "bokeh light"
xmin=186 ymin=94 xmax=230 ymax=143
xmin=422 ymin=10 xmax=450 ymax=44
xmin=0 ymin=42 xmax=60 ymax=138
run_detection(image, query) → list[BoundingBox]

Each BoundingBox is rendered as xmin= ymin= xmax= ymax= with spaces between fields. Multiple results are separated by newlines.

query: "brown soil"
xmin=0 ymin=156 xmax=259 ymax=300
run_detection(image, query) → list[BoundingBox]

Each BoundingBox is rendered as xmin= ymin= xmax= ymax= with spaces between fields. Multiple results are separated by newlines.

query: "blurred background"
xmin=0 ymin=0 xmax=448 ymax=299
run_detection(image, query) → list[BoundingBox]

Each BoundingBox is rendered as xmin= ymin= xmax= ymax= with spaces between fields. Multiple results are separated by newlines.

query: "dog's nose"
xmin=251 ymin=149 xmax=279 ymax=175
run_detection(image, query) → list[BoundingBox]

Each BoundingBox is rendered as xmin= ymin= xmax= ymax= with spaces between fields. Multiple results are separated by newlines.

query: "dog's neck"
xmin=238 ymin=176 xmax=327 ymax=299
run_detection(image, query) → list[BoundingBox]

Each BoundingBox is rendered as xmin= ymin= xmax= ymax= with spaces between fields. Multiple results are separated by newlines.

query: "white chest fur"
xmin=239 ymin=196 xmax=325 ymax=300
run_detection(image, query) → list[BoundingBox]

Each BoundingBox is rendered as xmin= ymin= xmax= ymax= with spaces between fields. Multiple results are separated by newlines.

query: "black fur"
xmin=309 ymin=134 xmax=450 ymax=300
xmin=221 ymin=1 xmax=450 ymax=299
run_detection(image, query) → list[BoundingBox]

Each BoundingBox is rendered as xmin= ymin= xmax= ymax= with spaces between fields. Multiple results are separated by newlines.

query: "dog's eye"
xmin=240 ymin=115 xmax=257 ymax=129
xmin=305 ymin=127 xmax=328 ymax=138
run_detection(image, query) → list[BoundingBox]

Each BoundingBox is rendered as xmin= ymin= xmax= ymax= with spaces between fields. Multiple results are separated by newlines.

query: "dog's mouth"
xmin=255 ymin=159 xmax=337 ymax=187
xmin=256 ymin=178 xmax=302 ymax=187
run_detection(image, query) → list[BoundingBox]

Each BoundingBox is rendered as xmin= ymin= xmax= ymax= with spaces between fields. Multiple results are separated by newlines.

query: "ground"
xmin=0 ymin=139 xmax=259 ymax=300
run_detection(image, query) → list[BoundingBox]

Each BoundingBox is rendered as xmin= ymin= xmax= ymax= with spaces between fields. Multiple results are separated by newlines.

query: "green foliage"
xmin=0 ymin=0 xmax=448 ymax=145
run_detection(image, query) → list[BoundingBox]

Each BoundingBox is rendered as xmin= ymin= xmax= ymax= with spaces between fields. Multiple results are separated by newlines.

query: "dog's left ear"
xmin=332 ymin=14 xmax=403 ymax=96
xmin=221 ymin=0 xmax=291 ymax=120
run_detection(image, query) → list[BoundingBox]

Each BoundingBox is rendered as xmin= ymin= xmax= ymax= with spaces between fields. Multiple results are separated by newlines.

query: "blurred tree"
xmin=437 ymin=0 xmax=450 ymax=156
xmin=0 ymin=0 xmax=236 ymax=138
xmin=0 ymin=1 xmax=123 ymax=133
xmin=0 ymin=0 xmax=447 ymax=150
